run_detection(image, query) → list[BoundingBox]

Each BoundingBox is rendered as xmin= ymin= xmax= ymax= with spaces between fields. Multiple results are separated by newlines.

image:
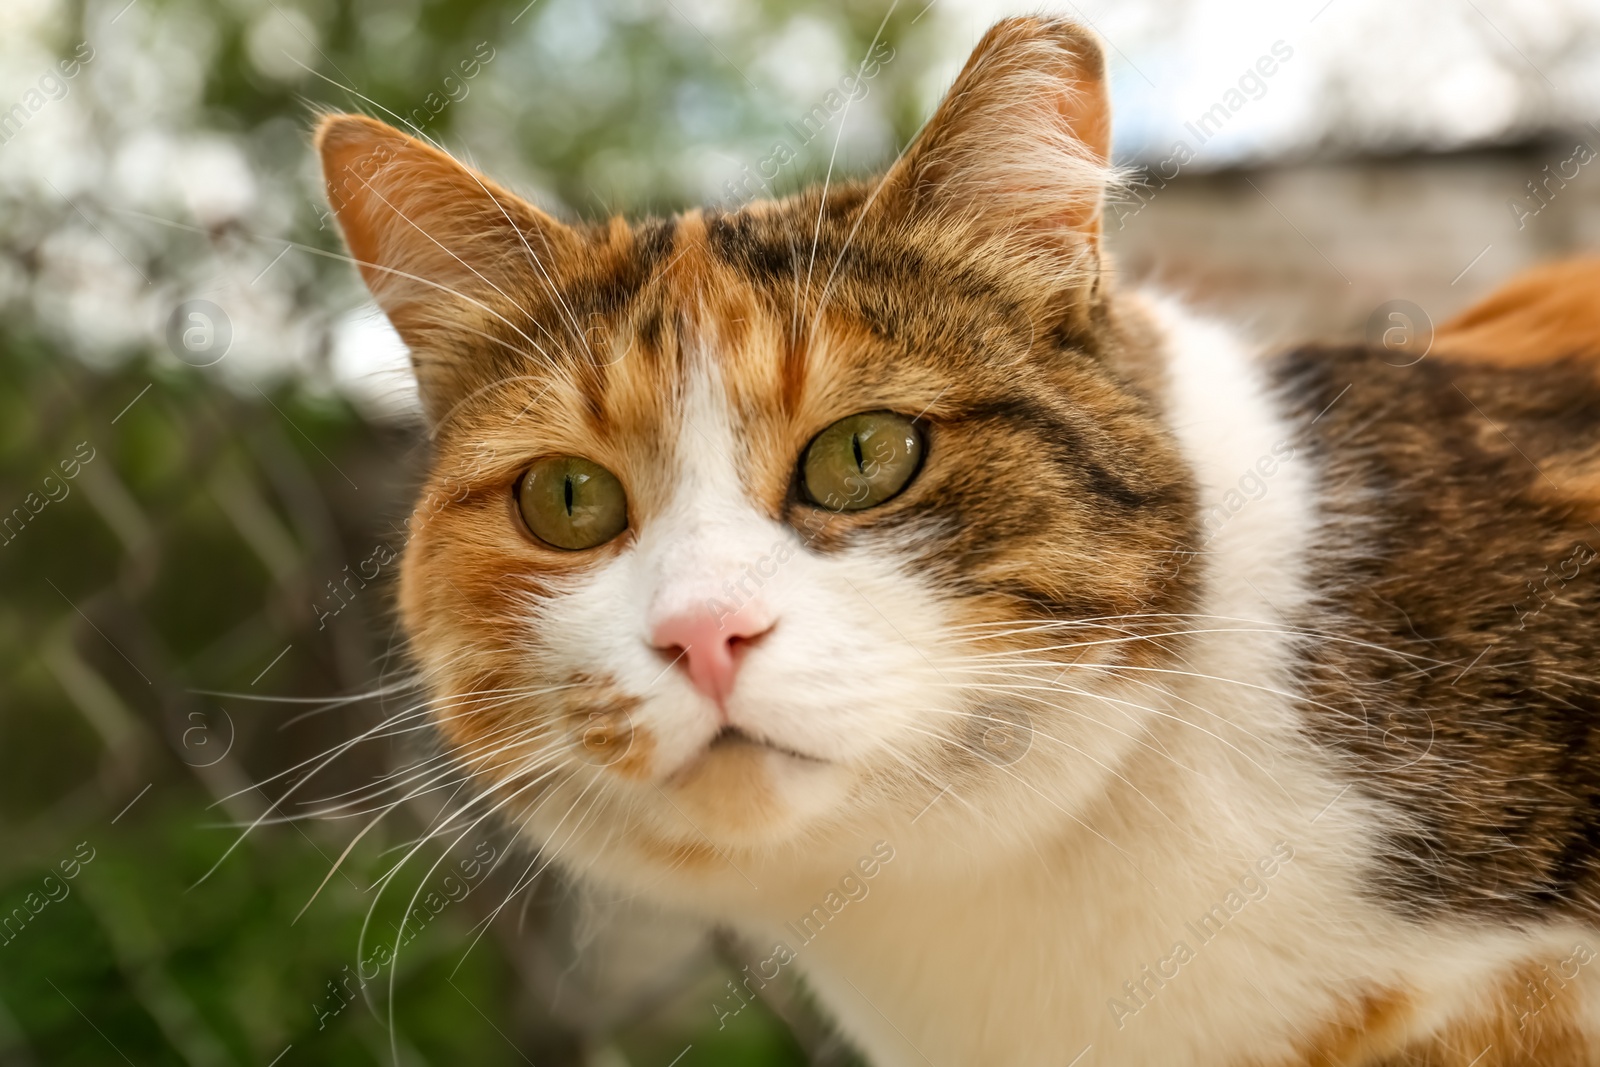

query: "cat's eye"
xmin=802 ymin=412 xmax=924 ymax=512
xmin=516 ymin=456 xmax=628 ymax=550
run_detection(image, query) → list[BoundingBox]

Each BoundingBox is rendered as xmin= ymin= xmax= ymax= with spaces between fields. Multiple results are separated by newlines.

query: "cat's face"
xmin=319 ymin=18 xmax=1197 ymax=876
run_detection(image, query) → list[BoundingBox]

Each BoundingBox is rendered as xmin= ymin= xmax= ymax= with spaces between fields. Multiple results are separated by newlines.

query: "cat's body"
xmin=549 ymin=291 xmax=1600 ymax=1067
xmin=315 ymin=17 xmax=1600 ymax=1065
xmin=713 ymin=296 xmax=1600 ymax=1067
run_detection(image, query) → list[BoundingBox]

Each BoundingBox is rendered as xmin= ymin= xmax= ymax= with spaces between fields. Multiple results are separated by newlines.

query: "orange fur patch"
xmin=1259 ymin=953 xmax=1597 ymax=1066
xmin=1434 ymin=258 xmax=1600 ymax=369
xmin=1249 ymin=987 xmax=1414 ymax=1067
xmin=1378 ymin=956 xmax=1593 ymax=1067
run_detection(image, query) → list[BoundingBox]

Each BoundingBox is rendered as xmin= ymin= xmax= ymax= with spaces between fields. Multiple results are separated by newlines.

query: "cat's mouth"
xmin=706 ymin=724 xmax=826 ymax=764
xmin=655 ymin=722 xmax=843 ymax=842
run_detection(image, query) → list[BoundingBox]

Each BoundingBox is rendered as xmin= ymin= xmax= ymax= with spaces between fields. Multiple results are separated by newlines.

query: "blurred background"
xmin=2 ymin=0 xmax=1598 ymax=1063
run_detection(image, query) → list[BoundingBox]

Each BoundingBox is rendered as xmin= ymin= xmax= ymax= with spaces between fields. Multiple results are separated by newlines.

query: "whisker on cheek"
xmin=930 ymin=674 xmax=1294 ymax=793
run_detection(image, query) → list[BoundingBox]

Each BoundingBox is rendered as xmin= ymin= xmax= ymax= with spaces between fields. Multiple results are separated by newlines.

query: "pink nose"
xmin=650 ymin=601 xmax=775 ymax=705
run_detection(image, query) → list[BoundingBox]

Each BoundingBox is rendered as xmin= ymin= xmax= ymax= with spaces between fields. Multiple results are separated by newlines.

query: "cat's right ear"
xmin=315 ymin=114 xmax=579 ymax=420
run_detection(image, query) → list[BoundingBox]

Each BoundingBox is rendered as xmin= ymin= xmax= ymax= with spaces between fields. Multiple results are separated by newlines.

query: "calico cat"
xmin=316 ymin=17 xmax=1600 ymax=1066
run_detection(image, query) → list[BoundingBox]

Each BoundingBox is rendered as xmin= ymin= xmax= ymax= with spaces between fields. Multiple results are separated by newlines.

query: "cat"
xmin=315 ymin=16 xmax=1600 ymax=1066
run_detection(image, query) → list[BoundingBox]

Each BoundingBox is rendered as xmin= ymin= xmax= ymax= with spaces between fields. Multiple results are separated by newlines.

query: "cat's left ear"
xmin=878 ymin=17 xmax=1112 ymax=296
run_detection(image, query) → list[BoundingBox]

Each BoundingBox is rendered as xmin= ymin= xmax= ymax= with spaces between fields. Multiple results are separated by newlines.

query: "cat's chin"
xmin=656 ymin=729 xmax=850 ymax=846
xmin=706 ymin=725 xmax=825 ymax=765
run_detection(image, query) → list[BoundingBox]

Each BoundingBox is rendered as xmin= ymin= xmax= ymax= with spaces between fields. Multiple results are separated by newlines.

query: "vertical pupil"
xmin=564 ymin=474 xmax=574 ymax=515
xmin=852 ymin=432 xmax=864 ymax=471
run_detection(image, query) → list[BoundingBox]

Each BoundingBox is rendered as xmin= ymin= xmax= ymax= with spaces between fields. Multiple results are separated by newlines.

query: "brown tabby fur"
xmin=1277 ymin=289 xmax=1600 ymax=922
xmin=1263 ymin=265 xmax=1600 ymax=1062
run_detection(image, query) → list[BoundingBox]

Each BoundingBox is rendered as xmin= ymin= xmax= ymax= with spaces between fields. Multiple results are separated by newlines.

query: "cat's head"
xmin=318 ymin=18 xmax=1198 ymax=882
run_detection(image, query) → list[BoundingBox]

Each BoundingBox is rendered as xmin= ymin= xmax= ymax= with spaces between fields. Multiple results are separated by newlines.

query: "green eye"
xmin=802 ymin=411 xmax=924 ymax=512
xmin=517 ymin=456 xmax=628 ymax=550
